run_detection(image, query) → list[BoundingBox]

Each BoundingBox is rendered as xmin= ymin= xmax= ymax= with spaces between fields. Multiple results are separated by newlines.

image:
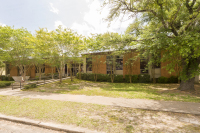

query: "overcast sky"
xmin=0 ymin=0 xmax=133 ymax=36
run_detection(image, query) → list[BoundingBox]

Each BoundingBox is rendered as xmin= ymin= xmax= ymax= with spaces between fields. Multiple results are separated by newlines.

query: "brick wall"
xmin=10 ymin=66 xmax=18 ymax=76
xmin=92 ymin=55 xmax=107 ymax=74
xmin=123 ymin=51 xmax=140 ymax=76
xmin=160 ymin=52 xmax=179 ymax=78
xmin=45 ymin=64 xmax=56 ymax=74
xmin=161 ymin=61 xmax=178 ymax=78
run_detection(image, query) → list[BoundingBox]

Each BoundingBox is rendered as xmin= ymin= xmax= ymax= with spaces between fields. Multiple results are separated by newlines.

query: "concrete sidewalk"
xmin=0 ymin=88 xmax=200 ymax=115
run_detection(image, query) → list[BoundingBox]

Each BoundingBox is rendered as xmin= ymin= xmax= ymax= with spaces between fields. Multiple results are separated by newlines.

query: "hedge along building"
xmin=82 ymin=50 xmax=199 ymax=82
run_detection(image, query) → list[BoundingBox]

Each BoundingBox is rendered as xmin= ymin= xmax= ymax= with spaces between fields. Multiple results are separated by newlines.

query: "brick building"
xmin=5 ymin=50 xmax=199 ymax=82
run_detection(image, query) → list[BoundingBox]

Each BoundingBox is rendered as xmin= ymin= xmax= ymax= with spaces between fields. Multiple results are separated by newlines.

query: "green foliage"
xmin=168 ymin=76 xmax=178 ymax=83
xmin=96 ymin=74 xmax=111 ymax=82
xmin=157 ymin=76 xmax=169 ymax=83
xmin=24 ymin=83 xmax=37 ymax=89
xmin=125 ymin=75 xmax=139 ymax=83
xmin=77 ymin=73 xmax=94 ymax=81
xmin=138 ymin=74 xmax=151 ymax=83
xmin=0 ymin=81 xmax=12 ymax=88
xmin=103 ymin=0 xmax=200 ymax=90
xmin=78 ymin=73 xmax=148 ymax=83
xmin=113 ymin=75 xmax=124 ymax=83
xmin=77 ymin=73 xmax=114 ymax=82
xmin=157 ymin=76 xmax=178 ymax=83
xmin=0 ymin=83 xmax=6 ymax=88
xmin=1 ymin=76 xmax=14 ymax=81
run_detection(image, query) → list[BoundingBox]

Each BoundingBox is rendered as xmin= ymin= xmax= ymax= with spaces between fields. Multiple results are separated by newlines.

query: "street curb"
xmin=0 ymin=114 xmax=101 ymax=133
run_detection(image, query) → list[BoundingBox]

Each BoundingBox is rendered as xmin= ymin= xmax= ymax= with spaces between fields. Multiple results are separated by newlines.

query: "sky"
xmin=0 ymin=0 xmax=133 ymax=36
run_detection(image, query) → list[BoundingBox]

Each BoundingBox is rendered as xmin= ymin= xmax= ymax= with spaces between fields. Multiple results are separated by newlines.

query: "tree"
xmin=2 ymin=27 xmax=35 ymax=81
xmin=35 ymin=28 xmax=53 ymax=80
xmin=91 ymin=33 xmax=126 ymax=83
xmin=104 ymin=0 xmax=200 ymax=91
xmin=48 ymin=26 xmax=82 ymax=83
xmin=86 ymin=34 xmax=106 ymax=82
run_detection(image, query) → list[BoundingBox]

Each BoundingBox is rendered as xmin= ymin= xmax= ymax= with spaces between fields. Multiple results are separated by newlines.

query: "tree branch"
xmin=186 ymin=0 xmax=196 ymax=14
xmin=172 ymin=4 xmax=182 ymax=23
xmin=185 ymin=11 xmax=200 ymax=31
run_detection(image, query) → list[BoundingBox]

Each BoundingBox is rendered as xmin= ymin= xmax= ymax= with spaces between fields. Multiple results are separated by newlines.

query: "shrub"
xmin=1 ymin=76 xmax=6 ymax=81
xmin=78 ymin=73 xmax=95 ymax=81
xmin=138 ymin=74 xmax=151 ymax=83
xmin=114 ymin=75 xmax=124 ymax=83
xmin=24 ymin=85 xmax=30 ymax=89
xmin=0 ymin=81 xmax=12 ymax=88
xmin=0 ymin=76 xmax=14 ymax=81
xmin=125 ymin=75 xmax=139 ymax=83
xmin=157 ymin=76 xmax=169 ymax=83
xmin=0 ymin=83 xmax=6 ymax=88
xmin=9 ymin=77 xmax=14 ymax=81
xmin=96 ymin=74 xmax=110 ymax=82
xmin=168 ymin=76 xmax=178 ymax=83
xmin=4 ymin=82 xmax=11 ymax=86
xmin=30 ymin=84 xmax=37 ymax=88
xmin=24 ymin=83 xmax=37 ymax=89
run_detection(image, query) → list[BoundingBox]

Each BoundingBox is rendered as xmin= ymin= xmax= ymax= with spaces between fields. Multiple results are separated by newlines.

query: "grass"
xmin=24 ymin=78 xmax=200 ymax=103
xmin=0 ymin=95 xmax=199 ymax=133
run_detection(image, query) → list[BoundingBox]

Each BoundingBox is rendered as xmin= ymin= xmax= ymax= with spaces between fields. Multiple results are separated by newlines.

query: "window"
xmin=153 ymin=63 xmax=161 ymax=68
xmin=106 ymin=56 xmax=113 ymax=74
xmin=152 ymin=55 xmax=161 ymax=68
xmin=116 ymin=56 xmax=123 ymax=70
xmin=140 ymin=58 xmax=148 ymax=74
xmin=106 ymin=55 xmax=123 ymax=74
xmin=35 ymin=64 xmax=45 ymax=73
xmin=86 ymin=58 xmax=92 ymax=71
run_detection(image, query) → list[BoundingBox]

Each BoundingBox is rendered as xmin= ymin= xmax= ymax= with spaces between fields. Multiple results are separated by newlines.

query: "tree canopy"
xmin=103 ymin=0 xmax=200 ymax=90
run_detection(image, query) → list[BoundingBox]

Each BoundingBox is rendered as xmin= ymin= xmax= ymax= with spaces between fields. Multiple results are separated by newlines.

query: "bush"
xmin=96 ymin=74 xmax=111 ymax=82
xmin=24 ymin=83 xmax=37 ymax=89
xmin=157 ymin=76 xmax=169 ymax=83
xmin=114 ymin=75 xmax=124 ymax=83
xmin=4 ymin=82 xmax=11 ymax=86
xmin=0 ymin=81 xmax=12 ymax=88
xmin=0 ymin=83 xmax=6 ymax=88
xmin=77 ymin=73 xmax=95 ymax=81
xmin=77 ymin=73 xmax=113 ymax=82
xmin=138 ymin=74 xmax=151 ymax=83
xmin=0 ymin=76 xmax=14 ymax=81
xmin=1 ymin=76 xmax=6 ymax=81
xmin=168 ymin=76 xmax=178 ymax=83
xmin=125 ymin=75 xmax=138 ymax=83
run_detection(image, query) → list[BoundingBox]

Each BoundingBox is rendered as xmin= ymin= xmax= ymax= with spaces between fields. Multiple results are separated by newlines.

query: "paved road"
xmin=0 ymin=87 xmax=200 ymax=115
xmin=0 ymin=119 xmax=65 ymax=133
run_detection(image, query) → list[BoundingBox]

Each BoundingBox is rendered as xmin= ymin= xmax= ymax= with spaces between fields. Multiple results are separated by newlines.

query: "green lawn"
xmin=23 ymin=78 xmax=200 ymax=103
xmin=0 ymin=95 xmax=199 ymax=133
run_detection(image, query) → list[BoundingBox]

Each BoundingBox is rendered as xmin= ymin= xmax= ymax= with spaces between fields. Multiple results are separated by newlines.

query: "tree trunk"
xmin=39 ymin=66 xmax=42 ymax=80
xmin=60 ymin=62 xmax=63 ymax=83
xmin=178 ymin=58 xmax=197 ymax=91
xmin=152 ymin=69 xmax=156 ymax=84
xmin=94 ymin=74 xmax=97 ymax=82
xmin=79 ymin=63 xmax=81 ymax=79
xmin=51 ymin=67 xmax=54 ymax=79
xmin=178 ymin=77 xmax=195 ymax=91
xmin=129 ymin=75 xmax=132 ymax=83
xmin=69 ymin=64 xmax=73 ymax=81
